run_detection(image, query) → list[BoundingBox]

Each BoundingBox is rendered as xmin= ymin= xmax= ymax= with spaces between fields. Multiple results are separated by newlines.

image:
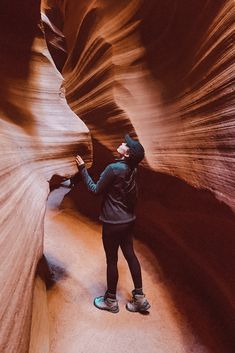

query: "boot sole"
xmin=94 ymin=299 xmax=119 ymax=314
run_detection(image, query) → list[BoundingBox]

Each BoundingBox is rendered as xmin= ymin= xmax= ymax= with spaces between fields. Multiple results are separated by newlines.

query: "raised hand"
xmin=75 ymin=155 xmax=85 ymax=166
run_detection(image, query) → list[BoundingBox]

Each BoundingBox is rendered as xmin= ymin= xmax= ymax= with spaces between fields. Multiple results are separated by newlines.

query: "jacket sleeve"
xmin=79 ymin=164 xmax=114 ymax=194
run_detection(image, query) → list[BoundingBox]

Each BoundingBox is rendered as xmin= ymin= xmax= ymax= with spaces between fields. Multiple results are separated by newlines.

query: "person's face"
xmin=117 ymin=142 xmax=130 ymax=157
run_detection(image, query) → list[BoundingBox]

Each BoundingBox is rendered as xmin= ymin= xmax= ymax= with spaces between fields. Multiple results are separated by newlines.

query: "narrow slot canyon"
xmin=42 ymin=182 xmax=231 ymax=353
xmin=0 ymin=1 xmax=234 ymax=353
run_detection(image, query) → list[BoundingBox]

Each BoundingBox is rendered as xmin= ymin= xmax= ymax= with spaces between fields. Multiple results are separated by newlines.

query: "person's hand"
xmin=76 ymin=155 xmax=85 ymax=166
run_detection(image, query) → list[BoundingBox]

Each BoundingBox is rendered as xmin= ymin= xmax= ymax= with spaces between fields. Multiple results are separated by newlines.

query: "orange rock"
xmin=0 ymin=7 xmax=91 ymax=353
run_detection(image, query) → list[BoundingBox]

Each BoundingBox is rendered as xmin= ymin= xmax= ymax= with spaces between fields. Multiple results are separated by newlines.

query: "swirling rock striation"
xmin=0 ymin=0 xmax=234 ymax=352
xmin=0 ymin=2 xmax=91 ymax=352
xmin=43 ymin=0 xmax=235 ymax=209
xmin=43 ymin=0 xmax=235 ymax=350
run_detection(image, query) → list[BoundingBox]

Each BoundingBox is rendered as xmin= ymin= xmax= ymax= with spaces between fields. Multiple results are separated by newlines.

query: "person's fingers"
xmin=75 ymin=155 xmax=85 ymax=165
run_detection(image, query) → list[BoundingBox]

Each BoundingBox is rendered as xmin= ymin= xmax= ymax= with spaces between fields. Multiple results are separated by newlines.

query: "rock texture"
xmin=43 ymin=0 xmax=235 ymax=210
xmin=0 ymin=2 xmax=91 ymax=353
xmin=42 ymin=0 xmax=235 ymax=351
xmin=0 ymin=0 xmax=234 ymax=352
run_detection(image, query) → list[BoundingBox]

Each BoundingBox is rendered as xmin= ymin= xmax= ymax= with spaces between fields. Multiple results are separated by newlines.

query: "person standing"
xmin=75 ymin=134 xmax=150 ymax=313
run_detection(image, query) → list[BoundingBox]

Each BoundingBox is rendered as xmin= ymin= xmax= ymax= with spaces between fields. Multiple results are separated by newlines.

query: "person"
xmin=75 ymin=134 xmax=150 ymax=314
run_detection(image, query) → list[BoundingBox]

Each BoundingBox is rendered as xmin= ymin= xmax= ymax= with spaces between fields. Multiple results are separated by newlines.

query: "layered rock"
xmin=42 ymin=0 xmax=235 ymax=349
xmin=43 ymin=0 xmax=235 ymax=210
xmin=0 ymin=0 xmax=234 ymax=352
xmin=0 ymin=2 xmax=91 ymax=352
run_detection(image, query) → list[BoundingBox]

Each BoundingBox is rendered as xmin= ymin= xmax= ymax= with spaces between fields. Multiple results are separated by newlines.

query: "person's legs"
xmin=94 ymin=222 xmax=150 ymax=313
xmin=102 ymin=223 xmax=121 ymax=297
xmin=120 ymin=222 xmax=151 ymax=312
xmin=93 ymin=223 xmax=121 ymax=313
xmin=119 ymin=222 xmax=143 ymax=292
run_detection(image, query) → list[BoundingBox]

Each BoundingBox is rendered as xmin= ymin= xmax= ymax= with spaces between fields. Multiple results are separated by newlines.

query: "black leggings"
xmin=102 ymin=222 xmax=142 ymax=295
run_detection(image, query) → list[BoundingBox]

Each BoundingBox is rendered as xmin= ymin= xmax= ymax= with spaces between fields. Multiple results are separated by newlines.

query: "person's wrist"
xmin=78 ymin=163 xmax=85 ymax=170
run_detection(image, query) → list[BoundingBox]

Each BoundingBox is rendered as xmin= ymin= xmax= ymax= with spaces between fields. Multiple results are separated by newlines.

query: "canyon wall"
xmin=43 ymin=0 xmax=234 ymax=209
xmin=43 ymin=0 xmax=235 ymax=350
xmin=0 ymin=2 xmax=91 ymax=352
xmin=0 ymin=0 xmax=234 ymax=352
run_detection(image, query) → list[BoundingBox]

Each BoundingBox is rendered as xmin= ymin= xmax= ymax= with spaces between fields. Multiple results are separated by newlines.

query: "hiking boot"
xmin=94 ymin=294 xmax=119 ymax=314
xmin=126 ymin=290 xmax=151 ymax=312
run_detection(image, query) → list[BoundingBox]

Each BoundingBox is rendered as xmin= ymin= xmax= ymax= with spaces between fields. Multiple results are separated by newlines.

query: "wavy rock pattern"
xmin=0 ymin=0 xmax=234 ymax=352
xmin=0 ymin=3 xmax=91 ymax=352
xmin=43 ymin=0 xmax=235 ymax=210
xmin=43 ymin=0 xmax=235 ymax=350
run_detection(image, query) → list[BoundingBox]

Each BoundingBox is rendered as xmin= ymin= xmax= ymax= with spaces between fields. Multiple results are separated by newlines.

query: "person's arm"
xmin=75 ymin=155 xmax=114 ymax=194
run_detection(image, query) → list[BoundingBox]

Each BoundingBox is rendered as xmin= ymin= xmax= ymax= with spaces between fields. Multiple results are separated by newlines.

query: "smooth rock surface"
xmin=0 ymin=4 xmax=91 ymax=351
xmin=43 ymin=0 xmax=235 ymax=209
xmin=42 ymin=0 xmax=235 ymax=349
xmin=0 ymin=1 xmax=234 ymax=352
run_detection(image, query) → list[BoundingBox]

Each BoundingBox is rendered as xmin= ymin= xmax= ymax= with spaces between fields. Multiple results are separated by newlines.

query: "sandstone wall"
xmin=43 ymin=0 xmax=235 ymax=349
xmin=43 ymin=0 xmax=234 ymax=209
xmin=0 ymin=2 xmax=91 ymax=352
xmin=0 ymin=0 xmax=234 ymax=351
